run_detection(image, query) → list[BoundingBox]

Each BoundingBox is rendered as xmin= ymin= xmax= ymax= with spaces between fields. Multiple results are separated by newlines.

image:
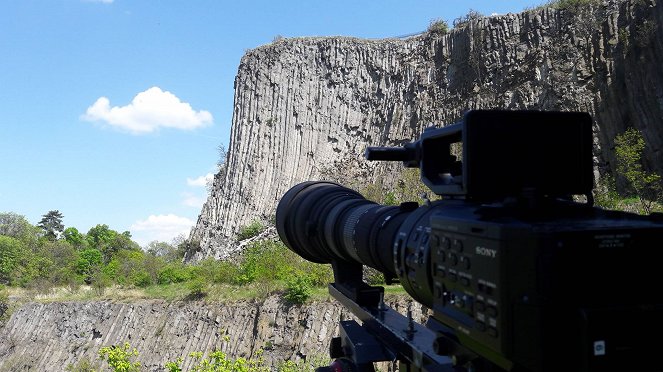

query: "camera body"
xmin=399 ymin=199 xmax=663 ymax=371
xmin=276 ymin=110 xmax=663 ymax=371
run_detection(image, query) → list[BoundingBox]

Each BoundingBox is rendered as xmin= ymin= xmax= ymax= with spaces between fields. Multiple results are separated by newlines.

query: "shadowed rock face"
xmin=189 ymin=0 xmax=663 ymax=261
xmin=0 ymin=296 xmax=426 ymax=371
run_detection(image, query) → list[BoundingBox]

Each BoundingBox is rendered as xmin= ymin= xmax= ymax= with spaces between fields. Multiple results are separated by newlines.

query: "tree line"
xmin=0 ymin=210 xmax=332 ymax=306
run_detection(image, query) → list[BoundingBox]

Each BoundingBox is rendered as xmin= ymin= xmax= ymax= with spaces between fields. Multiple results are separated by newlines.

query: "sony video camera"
xmin=276 ymin=110 xmax=663 ymax=372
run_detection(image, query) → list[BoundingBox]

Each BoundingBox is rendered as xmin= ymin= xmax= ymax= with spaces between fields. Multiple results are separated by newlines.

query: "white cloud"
xmin=84 ymin=0 xmax=114 ymax=4
xmin=130 ymin=214 xmax=194 ymax=246
xmin=81 ymin=86 xmax=213 ymax=134
xmin=182 ymin=192 xmax=206 ymax=208
xmin=187 ymin=173 xmax=214 ymax=187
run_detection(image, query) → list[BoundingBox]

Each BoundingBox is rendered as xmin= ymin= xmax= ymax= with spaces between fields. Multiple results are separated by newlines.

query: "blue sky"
xmin=1 ymin=0 xmax=543 ymax=247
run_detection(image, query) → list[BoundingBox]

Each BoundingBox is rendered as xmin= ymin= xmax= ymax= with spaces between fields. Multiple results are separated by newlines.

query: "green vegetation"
xmin=0 ymin=284 xmax=8 ymax=324
xmin=357 ymin=167 xmax=441 ymax=206
xmin=0 ymin=209 xmax=338 ymax=305
xmin=547 ymin=0 xmax=601 ymax=11
xmin=91 ymin=339 xmax=330 ymax=372
xmin=236 ymin=220 xmax=266 ymax=241
xmin=165 ymin=349 xmax=267 ymax=372
xmin=524 ymin=0 xmax=600 ymax=14
xmin=613 ymin=128 xmax=662 ymax=214
xmin=427 ymin=18 xmax=449 ymax=35
xmin=593 ymin=127 xmax=662 ymax=214
xmin=98 ymin=342 xmax=141 ymax=372
xmin=37 ymin=210 xmax=64 ymax=241
xmin=452 ymin=9 xmax=483 ymax=28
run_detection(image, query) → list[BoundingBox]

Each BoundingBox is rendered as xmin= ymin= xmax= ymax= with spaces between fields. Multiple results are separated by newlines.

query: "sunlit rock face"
xmin=189 ymin=0 xmax=663 ymax=261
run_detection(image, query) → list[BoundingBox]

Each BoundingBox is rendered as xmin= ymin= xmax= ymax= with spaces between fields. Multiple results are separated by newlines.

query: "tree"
xmin=87 ymin=225 xmax=139 ymax=262
xmin=63 ymin=227 xmax=86 ymax=249
xmin=614 ymin=128 xmax=662 ymax=214
xmin=38 ymin=210 xmax=64 ymax=241
xmin=86 ymin=224 xmax=115 ymax=249
xmin=76 ymin=248 xmax=103 ymax=284
xmin=0 ymin=236 xmax=24 ymax=284
xmin=0 ymin=212 xmax=39 ymax=245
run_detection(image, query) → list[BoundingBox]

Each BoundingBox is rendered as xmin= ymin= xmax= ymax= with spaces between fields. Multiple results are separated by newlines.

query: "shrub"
xmin=186 ymin=277 xmax=207 ymax=297
xmin=65 ymin=358 xmax=98 ymax=372
xmin=614 ymin=127 xmax=662 ymax=214
xmin=158 ymin=263 xmax=192 ymax=284
xmin=0 ymin=236 xmax=23 ymax=284
xmin=593 ymin=174 xmax=621 ymax=210
xmin=277 ymin=354 xmax=330 ymax=372
xmin=90 ymin=269 xmax=112 ymax=296
xmin=237 ymin=220 xmax=266 ymax=241
xmin=166 ymin=349 xmax=268 ymax=372
xmin=427 ymin=18 xmax=449 ymax=35
xmin=195 ymin=258 xmax=240 ymax=285
xmin=131 ymin=271 xmax=152 ymax=288
xmin=98 ymin=342 xmax=141 ymax=372
xmin=549 ymin=0 xmax=600 ymax=11
xmin=76 ymin=248 xmax=103 ymax=284
xmin=284 ymin=273 xmax=312 ymax=304
xmin=0 ymin=284 xmax=8 ymax=323
xmin=452 ymin=9 xmax=483 ymax=28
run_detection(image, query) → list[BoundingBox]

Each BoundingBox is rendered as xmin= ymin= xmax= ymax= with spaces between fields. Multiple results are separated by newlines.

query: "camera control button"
xmin=475 ymin=300 xmax=486 ymax=312
xmin=448 ymin=253 xmax=458 ymax=266
xmin=460 ymin=277 xmax=471 ymax=287
xmin=434 ymin=265 xmax=446 ymax=278
xmin=476 ymin=321 xmax=486 ymax=332
xmin=486 ymin=306 xmax=498 ymax=317
xmin=442 ymin=236 xmax=451 ymax=250
xmin=460 ymin=256 xmax=471 ymax=269
xmin=452 ymin=239 xmax=463 ymax=252
xmin=488 ymin=327 xmax=499 ymax=337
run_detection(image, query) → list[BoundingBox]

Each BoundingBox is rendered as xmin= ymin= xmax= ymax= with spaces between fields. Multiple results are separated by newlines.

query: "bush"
xmin=131 ymin=271 xmax=152 ymax=288
xmin=65 ymin=358 xmax=98 ymax=372
xmin=0 ymin=284 xmax=8 ymax=323
xmin=186 ymin=277 xmax=207 ymax=297
xmin=158 ymin=263 xmax=192 ymax=284
xmin=166 ymin=348 xmax=268 ymax=372
xmin=427 ymin=18 xmax=449 ymax=35
xmin=237 ymin=220 xmax=266 ymax=241
xmin=452 ymin=9 xmax=483 ymax=28
xmin=0 ymin=236 xmax=24 ymax=284
xmin=90 ymin=269 xmax=112 ymax=296
xmin=615 ymin=127 xmax=663 ymax=214
xmin=277 ymin=354 xmax=330 ymax=372
xmin=195 ymin=258 xmax=240 ymax=285
xmin=284 ymin=273 xmax=312 ymax=304
xmin=549 ymin=0 xmax=600 ymax=11
xmin=98 ymin=342 xmax=141 ymax=372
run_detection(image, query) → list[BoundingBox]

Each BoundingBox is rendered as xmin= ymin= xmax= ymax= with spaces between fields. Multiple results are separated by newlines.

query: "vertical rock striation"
xmin=0 ymin=297 xmax=426 ymax=371
xmin=189 ymin=0 xmax=663 ymax=260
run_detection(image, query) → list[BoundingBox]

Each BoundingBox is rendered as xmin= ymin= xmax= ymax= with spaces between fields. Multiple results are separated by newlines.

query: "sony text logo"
xmin=475 ymin=246 xmax=497 ymax=258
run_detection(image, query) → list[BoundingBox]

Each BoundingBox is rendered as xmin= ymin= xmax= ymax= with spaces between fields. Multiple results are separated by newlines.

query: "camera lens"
xmin=276 ymin=181 xmax=413 ymax=276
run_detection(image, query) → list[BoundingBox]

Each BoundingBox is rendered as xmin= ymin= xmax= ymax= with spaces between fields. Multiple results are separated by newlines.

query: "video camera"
xmin=276 ymin=110 xmax=663 ymax=371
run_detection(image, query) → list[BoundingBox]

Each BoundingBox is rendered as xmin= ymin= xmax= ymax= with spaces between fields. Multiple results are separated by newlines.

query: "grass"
xmin=4 ymin=282 xmax=409 ymax=304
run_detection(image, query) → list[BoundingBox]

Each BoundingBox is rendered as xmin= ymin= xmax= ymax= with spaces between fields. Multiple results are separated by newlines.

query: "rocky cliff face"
xmin=189 ymin=0 xmax=663 ymax=260
xmin=0 ymin=296 xmax=425 ymax=371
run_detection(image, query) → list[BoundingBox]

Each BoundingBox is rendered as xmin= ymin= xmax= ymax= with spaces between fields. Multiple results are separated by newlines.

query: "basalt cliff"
xmin=188 ymin=0 xmax=663 ymax=260
xmin=0 ymin=295 xmax=425 ymax=371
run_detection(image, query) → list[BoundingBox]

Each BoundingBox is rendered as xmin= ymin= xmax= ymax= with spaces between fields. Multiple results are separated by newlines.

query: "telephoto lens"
xmin=275 ymin=181 xmax=416 ymax=278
